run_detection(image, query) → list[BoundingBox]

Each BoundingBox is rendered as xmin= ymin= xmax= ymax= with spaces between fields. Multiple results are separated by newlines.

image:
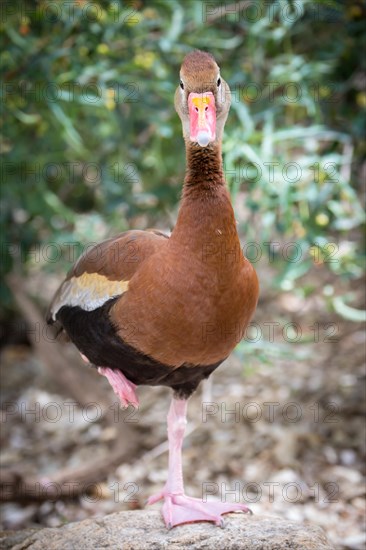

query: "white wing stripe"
xmin=51 ymin=273 xmax=129 ymax=319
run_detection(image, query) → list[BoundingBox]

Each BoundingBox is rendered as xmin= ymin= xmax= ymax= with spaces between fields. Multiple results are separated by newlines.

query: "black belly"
xmin=54 ymin=298 xmax=223 ymax=398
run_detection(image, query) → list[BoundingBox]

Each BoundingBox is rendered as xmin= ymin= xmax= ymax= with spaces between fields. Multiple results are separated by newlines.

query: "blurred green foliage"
xmin=1 ymin=0 xmax=365 ymax=311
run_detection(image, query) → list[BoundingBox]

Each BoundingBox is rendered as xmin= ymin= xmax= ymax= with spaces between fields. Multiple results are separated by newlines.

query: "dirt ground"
xmin=0 ymin=260 xmax=365 ymax=550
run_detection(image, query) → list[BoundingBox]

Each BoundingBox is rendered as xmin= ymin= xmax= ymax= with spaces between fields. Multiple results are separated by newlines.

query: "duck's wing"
xmin=46 ymin=229 xmax=169 ymax=326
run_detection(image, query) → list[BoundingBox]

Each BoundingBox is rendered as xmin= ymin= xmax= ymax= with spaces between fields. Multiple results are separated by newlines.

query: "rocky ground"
xmin=0 ymin=511 xmax=335 ymax=550
xmin=0 ymin=261 xmax=365 ymax=550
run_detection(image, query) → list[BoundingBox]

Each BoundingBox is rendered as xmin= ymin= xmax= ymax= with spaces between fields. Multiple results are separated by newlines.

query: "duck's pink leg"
xmin=98 ymin=367 xmax=139 ymax=409
xmin=79 ymin=354 xmax=138 ymax=408
xmin=147 ymin=397 xmax=251 ymax=528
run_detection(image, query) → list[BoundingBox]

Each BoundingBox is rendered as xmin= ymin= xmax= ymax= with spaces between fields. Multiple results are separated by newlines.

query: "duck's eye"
xmin=180 ymin=80 xmax=184 ymax=90
xmin=217 ymin=77 xmax=221 ymax=87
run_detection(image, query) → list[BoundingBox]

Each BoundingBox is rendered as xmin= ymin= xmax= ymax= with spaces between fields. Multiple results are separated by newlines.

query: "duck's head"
xmin=175 ymin=50 xmax=231 ymax=148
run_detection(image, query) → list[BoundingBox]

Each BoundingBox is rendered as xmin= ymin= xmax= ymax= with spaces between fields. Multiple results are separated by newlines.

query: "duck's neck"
xmin=183 ymin=141 xmax=224 ymax=195
xmin=171 ymin=141 xmax=239 ymax=253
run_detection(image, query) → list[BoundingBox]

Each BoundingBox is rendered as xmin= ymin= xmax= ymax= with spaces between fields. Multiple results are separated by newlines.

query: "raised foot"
xmin=98 ymin=367 xmax=139 ymax=409
xmin=147 ymin=492 xmax=252 ymax=529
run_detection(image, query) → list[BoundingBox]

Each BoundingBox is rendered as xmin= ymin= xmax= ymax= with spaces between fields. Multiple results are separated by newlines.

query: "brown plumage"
xmin=112 ymin=165 xmax=257 ymax=367
xmin=47 ymin=50 xmax=259 ymax=527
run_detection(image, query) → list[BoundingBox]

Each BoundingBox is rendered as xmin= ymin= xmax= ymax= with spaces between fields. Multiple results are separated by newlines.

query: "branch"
xmin=6 ymin=274 xmax=110 ymax=408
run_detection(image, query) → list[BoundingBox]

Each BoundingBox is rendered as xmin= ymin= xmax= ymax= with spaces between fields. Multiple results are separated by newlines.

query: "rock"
xmin=0 ymin=510 xmax=334 ymax=549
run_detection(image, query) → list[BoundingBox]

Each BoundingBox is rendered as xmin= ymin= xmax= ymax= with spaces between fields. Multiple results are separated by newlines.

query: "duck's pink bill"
xmin=188 ymin=92 xmax=216 ymax=147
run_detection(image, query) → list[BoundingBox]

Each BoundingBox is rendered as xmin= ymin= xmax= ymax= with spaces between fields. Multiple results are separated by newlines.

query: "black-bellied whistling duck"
xmin=47 ymin=50 xmax=259 ymax=528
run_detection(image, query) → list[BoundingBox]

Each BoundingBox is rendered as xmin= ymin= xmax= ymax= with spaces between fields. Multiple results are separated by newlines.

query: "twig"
xmin=185 ymin=1 xmax=252 ymax=32
xmin=0 ymin=446 xmax=128 ymax=502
